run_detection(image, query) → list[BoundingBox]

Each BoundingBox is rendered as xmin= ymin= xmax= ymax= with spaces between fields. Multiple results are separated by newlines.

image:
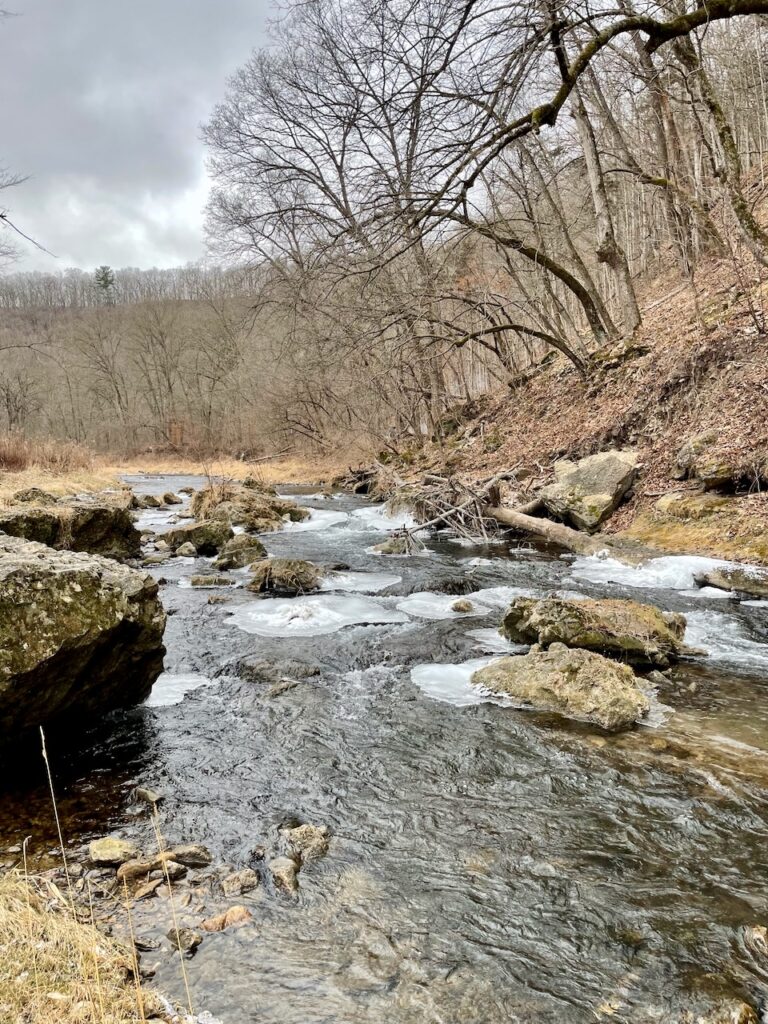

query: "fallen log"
xmin=483 ymin=504 xmax=651 ymax=563
xmin=483 ymin=505 xmax=604 ymax=555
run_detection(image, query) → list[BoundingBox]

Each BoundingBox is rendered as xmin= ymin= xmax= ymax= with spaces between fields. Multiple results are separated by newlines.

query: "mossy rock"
xmin=0 ymin=536 xmax=166 ymax=742
xmin=501 ymin=596 xmax=687 ymax=668
xmin=190 ymin=575 xmax=234 ymax=588
xmin=0 ymin=503 xmax=141 ymax=561
xmin=247 ymin=558 xmax=321 ymax=596
xmin=372 ymin=536 xmax=409 ymax=555
xmin=537 ymin=450 xmax=639 ymax=532
xmin=165 ymin=519 xmax=233 ymax=555
xmin=471 ymin=643 xmax=649 ymax=731
xmin=213 ymin=534 xmax=267 ymax=570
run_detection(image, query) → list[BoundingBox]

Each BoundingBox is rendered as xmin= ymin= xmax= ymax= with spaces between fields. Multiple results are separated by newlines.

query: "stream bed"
xmin=3 ymin=474 xmax=768 ymax=1023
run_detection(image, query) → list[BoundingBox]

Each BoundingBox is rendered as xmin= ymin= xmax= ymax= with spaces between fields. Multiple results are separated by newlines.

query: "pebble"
xmin=167 ymin=926 xmax=203 ymax=953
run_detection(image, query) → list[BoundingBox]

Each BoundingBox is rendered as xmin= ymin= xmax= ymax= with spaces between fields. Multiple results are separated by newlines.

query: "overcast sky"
xmin=0 ymin=0 xmax=270 ymax=273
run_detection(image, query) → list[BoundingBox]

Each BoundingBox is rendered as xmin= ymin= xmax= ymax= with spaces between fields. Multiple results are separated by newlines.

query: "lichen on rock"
xmin=471 ymin=643 xmax=650 ymax=731
xmin=0 ymin=536 xmax=166 ymax=743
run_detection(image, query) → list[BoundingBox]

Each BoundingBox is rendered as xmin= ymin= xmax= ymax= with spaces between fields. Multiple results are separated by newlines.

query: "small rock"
xmin=282 ymin=823 xmax=330 ymax=863
xmin=133 ymin=786 xmax=164 ymax=808
xmin=142 ymin=494 xmax=163 ymax=509
xmin=166 ymin=926 xmax=202 ymax=952
xmin=175 ymin=541 xmax=197 ymax=557
xmin=190 ymin=575 xmax=233 ymax=588
xmin=269 ymin=856 xmax=299 ymax=894
xmin=451 ymin=599 xmax=474 ymax=613
xmin=168 ymin=843 xmax=213 ymax=867
xmin=89 ymin=836 xmax=140 ymax=867
xmin=200 ymin=905 xmax=254 ymax=932
xmin=164 ymin=860 xmax=188 ymax=881
xmin=134 ymin=936 xmax=160 ymax=952
xmin=134 ymin=878 xmax=164 ymax=901
xmin=208 ymin=594 xmax=230 ymax=605
xmin=163 ymin=492 xmax=183 ymax=505
xmin=6 ymin=845 xmax=21 ymax=855
xmin=221 ymin=867 xmax=260 ymax=896
xmin=372 ymin=536 xmax=409 ymax=555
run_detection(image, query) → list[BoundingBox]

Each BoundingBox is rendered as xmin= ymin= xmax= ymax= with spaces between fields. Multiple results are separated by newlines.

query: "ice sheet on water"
xmin=570 ymin=553 xmax=740 ymax=591
xmin=410 ymin=657 xmax=509 ymax=706
xmin=684 ymin=610 xmax=768 ymax=671
xmin=227 ymin=594 xmax=410 ymax=637
xmin=348 ymin=504 xmax=419 ymax=531
xmin=146 ymin=673 xmax=210 ymax=707
xmin=465 ymin=628 xmax=524 ymax=654
xmin=396 ymin=592 xmax=477 ymax=619
xmin=396 ymin=586 xmax=531 ymax=620
xmin=320 ymin=571 xmax=402 ymax=593
xmin=279 ymin=508 xmax=350 ymax=532
xmin=465 ymin=585 xmax=534 ymax=607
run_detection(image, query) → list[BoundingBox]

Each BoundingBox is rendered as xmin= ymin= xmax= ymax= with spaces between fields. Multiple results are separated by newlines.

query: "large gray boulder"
xmin=674 ymin=429 xmax=735 ymax=490
xmin=694 ymin=564 xmax=768 ymax=599
xmin=538 ymin=451 xmax=639 ymax=532
xmin=471 ymin=643 xmax=650 ymax=731
xmin=0 ymin=502 xmax=141 ymax=560
xmin=0 ymin=536 xmax=166 ymax=740
xmin=501 ymin=596 xmax=687 ymax=668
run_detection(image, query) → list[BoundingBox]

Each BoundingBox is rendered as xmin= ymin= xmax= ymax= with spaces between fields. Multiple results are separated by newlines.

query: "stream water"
xmin=3 ymin=474 xmax=768 ymax=1023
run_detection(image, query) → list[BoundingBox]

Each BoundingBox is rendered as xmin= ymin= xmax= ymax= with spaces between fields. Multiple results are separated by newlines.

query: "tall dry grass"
xmin=0 ymin=433 xmax=94 ymax=474
xmin=0 ymin=872 xmax=143 ymax=1024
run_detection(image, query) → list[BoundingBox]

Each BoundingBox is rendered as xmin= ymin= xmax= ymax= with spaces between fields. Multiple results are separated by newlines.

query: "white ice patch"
xmin=320 ymin=571 xmax=401 ymax=594
xmin=349 ymin=505 xmax=419 ymax=531
xmin=396 ymin=592 xmax=479 ymax=620
xmin=146 ymin=673 xmax=210 ymax=707
xmin=684 ymin=610 xmax=768 ymax=671
xmin=411 ymin=657 xmax=510 ymax=706
xmin=570 ymin=553 xmax=739 ymax=591
xmin=227 ymin=594 xmax=409 ymax=637
xmin=465 ymin=628 xmax=524 ymax=654
xmin=279 ymin=508 xmax=350 ymax=532
xmin=465 ymin=585 xmax=534 ymax=608
xmin=466 ymin=557 xmax=494 ymax=566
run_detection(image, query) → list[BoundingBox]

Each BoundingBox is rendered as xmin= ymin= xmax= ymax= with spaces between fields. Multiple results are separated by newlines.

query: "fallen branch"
xmin=484 ymin=504 xmax=650 ymax=563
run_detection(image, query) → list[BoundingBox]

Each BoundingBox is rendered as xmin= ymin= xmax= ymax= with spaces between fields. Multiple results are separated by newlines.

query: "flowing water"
xmin=3 ymin=475 xmax=768 ymax=1023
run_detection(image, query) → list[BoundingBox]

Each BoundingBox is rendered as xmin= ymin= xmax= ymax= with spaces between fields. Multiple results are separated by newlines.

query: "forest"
xmin=1 ymin=0 xmax=766 ymax=464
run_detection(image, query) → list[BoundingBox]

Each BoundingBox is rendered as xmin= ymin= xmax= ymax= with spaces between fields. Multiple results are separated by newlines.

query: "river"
xmin=3 ymin=474 xmax=768 ymax=1023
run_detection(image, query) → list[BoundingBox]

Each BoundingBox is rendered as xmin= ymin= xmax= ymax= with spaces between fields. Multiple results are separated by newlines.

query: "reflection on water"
xmin=2 ymin=476 xmax=768 ymax=1022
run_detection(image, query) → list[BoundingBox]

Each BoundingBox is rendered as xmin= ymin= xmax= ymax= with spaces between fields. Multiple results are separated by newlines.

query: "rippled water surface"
xmin=3 ymin=474 xmax=768 ymax=1023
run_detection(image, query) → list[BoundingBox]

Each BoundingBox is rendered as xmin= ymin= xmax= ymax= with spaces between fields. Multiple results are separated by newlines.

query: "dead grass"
xmin=0 ymin=434 xmax=93 ymax=474
xmin=0 ymin=466 xmax=121 ymax=506
xmin=106 ymin=452 xmax=351 ymax=485
xmin=0 ymin=872 xmax=144 ymax=1024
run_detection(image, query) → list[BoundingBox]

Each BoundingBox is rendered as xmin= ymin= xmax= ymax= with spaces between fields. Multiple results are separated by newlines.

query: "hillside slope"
xmin=381 ymin=258 xmax=768 ymax=564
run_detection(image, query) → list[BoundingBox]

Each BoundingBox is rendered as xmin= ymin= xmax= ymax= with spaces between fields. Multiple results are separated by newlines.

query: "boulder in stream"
xmin=213 ymin=533 xmax=267 ymax=570
xmin=191 ymin=482 xmax=309 ymax=531
xmin=0 ymin=536 xmax=166 ymax=742
xmin=471 ymin=643 xmax=650 ymax=731
xmin=165 ymin=519 xmax=233 ymax=555
xmin=247 ymin=558 xmax=321 ymax=596
xmin=537 ymin=450 xmax=639 ymax=532
xmin=0 ymin=501 xmax=141 ymax=560
xmin=501 ymin=596 xmax=687 ymax=667
xmin=694 ymin=564 xmax=768 ymax=599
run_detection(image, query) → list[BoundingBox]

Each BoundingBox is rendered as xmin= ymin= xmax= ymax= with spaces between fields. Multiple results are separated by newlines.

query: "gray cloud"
xmin=0 ymin=0 xmax=270 ymax=271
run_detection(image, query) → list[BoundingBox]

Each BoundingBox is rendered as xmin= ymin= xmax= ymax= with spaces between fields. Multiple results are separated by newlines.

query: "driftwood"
xmin=391 ymin=470 xmax=650 ymax=563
